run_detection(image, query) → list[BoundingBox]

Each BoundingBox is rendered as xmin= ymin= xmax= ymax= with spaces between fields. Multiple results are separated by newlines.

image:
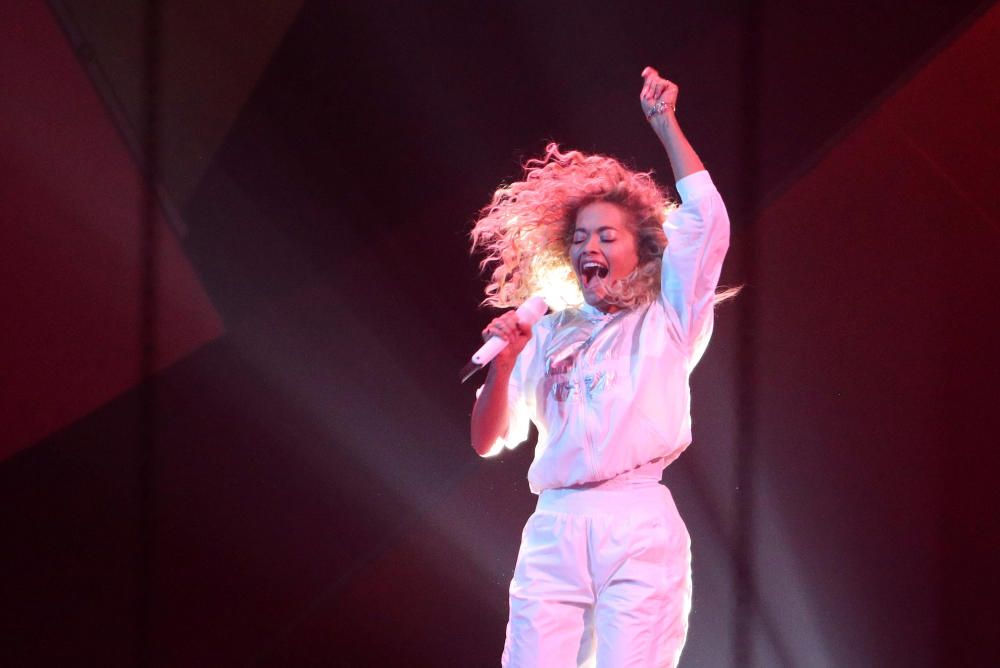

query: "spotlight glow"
xmin=530 ymin=259 xmax=582 ymax=312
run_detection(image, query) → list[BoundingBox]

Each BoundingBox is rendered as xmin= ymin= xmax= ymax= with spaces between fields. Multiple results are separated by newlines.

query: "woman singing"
xmin=470 ymin=66 xmax=734 ymax=667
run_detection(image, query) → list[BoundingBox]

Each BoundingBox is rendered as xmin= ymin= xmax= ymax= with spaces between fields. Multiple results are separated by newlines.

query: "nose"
xmin=582 ymin=233 xmax=601 ymax=253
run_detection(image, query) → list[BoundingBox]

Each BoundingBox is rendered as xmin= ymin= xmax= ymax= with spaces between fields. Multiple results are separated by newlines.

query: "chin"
xmin=581 ymin=290 xmax=609 ymax=309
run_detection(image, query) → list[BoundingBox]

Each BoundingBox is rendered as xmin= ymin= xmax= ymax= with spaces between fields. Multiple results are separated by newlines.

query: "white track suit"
xmin=502 ymin=476 xmax=692 ymax=667
xmin=491 ymin=171 xmax=729 ymax=667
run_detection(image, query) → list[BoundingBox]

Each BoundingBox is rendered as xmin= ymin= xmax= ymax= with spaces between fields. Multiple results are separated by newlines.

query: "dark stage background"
xmin=2 ymin=1 xmax=999 ymax=666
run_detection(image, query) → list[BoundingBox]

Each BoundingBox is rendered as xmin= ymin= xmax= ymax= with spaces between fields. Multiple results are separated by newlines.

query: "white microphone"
xmin=460 ymin=296 xmax=547 ymax=383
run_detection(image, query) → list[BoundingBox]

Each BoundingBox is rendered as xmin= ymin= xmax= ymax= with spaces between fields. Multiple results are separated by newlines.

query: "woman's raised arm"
xmin=640 ymin=66 xmax=705 ymax=183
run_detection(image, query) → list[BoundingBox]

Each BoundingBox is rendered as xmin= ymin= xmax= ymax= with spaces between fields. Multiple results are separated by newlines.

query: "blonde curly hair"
xmin=471 ymin=143 xmax=671 ymax=311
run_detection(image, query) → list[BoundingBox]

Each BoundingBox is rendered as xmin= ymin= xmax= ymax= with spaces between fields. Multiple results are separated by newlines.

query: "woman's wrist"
xmin=649 ymin=109 xmax=680 ymax=142
xmin=487 ymin=359 xmax=515 ymax=382
xmin=645 ymin=98 xmax=677 ymax=119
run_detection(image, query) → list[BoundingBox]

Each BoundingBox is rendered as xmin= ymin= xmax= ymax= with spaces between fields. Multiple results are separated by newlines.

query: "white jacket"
xmin=499 ymin=170 xmax=730 ymax=493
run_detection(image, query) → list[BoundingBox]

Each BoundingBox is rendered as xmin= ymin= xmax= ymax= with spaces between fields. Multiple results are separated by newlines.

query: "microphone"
xmin=460 ymin=296 xmax=547 ymax=383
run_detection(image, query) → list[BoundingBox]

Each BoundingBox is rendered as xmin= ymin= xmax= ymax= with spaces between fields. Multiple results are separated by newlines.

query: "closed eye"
xmin=572 ymin=233 xmax=616 ymax=244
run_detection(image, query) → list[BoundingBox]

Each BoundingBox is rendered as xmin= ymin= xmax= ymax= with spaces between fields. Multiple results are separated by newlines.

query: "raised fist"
xmin=640 ymin=66 xmax=679 ymax=120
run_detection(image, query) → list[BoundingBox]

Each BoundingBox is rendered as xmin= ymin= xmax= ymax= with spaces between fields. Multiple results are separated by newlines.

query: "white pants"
xmin=501 ymin=482 xmax=692 ymax=668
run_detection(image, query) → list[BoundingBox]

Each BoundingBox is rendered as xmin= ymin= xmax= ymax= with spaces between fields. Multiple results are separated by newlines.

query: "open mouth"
xmin=580 ymin=260 xmax=609 ymax=287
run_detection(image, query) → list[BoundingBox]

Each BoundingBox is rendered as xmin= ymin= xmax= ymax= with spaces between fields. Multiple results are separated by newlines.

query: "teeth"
xmin=581 ymin=260 xmax=608 ymax=284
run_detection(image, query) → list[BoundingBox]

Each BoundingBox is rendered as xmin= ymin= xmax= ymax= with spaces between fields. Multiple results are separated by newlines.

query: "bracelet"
xmin=646 ymin=99 xmax=676 ymax=119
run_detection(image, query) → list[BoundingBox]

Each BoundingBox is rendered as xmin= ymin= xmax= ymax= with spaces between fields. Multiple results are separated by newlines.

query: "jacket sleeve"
xmin=474 ymin=332 xmax=533 ymax=455
xmin=659 ymin=170 xmax=731 ymax=366
xmin=503 ymin=358 xmax=532 ymax=450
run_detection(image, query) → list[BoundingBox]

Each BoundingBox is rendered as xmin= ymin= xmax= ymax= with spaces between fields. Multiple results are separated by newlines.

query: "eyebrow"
xmin=573 ymin=226 xmax=620 ymax=233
